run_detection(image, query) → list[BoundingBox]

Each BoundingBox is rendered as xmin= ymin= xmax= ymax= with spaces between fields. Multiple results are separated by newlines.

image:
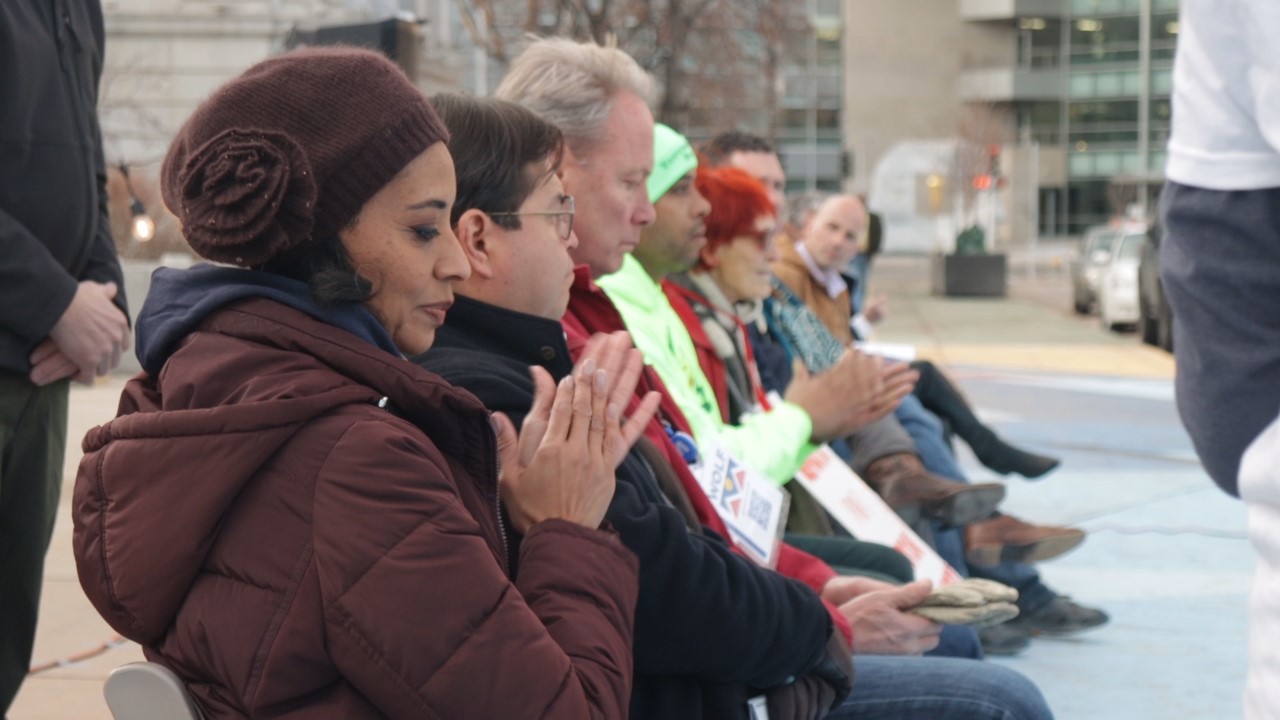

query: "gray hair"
xmin=495 ymin=36 xmax=655 ymax=158
xmin=789 ymin=191 xmax=830 ymax=229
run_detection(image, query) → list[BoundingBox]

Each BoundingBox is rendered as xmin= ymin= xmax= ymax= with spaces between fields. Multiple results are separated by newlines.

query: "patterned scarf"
xmin=766 ymin=278 xmax=848 ymax=374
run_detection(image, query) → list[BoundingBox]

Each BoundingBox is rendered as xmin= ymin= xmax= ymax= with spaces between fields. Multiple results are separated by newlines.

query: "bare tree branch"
xmin=462 ymin=0 xmax=813 ymax=139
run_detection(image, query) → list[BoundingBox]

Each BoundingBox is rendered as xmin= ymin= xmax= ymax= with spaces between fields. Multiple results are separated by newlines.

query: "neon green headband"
xmin=647 ymin=123 xmax=698 ymax=204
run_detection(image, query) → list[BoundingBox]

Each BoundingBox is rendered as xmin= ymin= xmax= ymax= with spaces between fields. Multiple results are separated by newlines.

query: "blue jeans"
xmin=894 ymin=396 xmax=1056 ymax=614
xmin=933 ymin=623 xmax=983 ymax=660
xmin=827 ymin=655 xmax=1053 ymax=719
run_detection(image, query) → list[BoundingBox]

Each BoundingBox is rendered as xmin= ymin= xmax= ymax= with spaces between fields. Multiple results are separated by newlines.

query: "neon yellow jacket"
xmin=598 ymin=255 xmax=816 ymax=484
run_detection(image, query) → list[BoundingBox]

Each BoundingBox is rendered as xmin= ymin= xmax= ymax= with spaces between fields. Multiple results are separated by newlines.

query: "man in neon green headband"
xmin=600 ymin=125 xmax=913 ymax=486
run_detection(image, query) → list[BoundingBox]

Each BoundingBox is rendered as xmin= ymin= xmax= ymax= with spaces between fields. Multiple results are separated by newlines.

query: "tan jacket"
xmin=771 ymin=233 xmax=855 ymax=345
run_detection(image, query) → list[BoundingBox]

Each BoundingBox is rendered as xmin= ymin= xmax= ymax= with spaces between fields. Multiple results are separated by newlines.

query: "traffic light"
xmin=972 ymin=145 xmax=1003 ymax=190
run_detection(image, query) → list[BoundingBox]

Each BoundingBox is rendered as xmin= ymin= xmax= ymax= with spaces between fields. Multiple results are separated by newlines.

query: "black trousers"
xmin=910 ymin=360 xmax=993 ymax=458
xmin=0 ymin=375 xmax=68 ymax=714
xmin=782 ymin=533 xmax=914 ymax=584
xmin=1160 ymin=181 xmax=1280 ymax=496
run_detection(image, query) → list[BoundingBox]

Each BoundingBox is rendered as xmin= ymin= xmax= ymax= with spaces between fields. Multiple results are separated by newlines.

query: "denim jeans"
xmin=894 ymin=396 xmax=1056 ymax=614
xmin=826 ymin=655 xmax=1054 ymax=719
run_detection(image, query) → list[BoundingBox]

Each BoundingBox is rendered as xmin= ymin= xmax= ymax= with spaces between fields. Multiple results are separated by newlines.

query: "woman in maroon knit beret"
xmin=72 ymin=46 xmax=654 ymax=719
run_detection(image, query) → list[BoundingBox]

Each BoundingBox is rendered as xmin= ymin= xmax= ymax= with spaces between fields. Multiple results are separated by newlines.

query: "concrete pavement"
xmin=11 ymin=255 xmax=1243 ymax=719
xmin=870 ymin=255 xmax=1247 ymax=718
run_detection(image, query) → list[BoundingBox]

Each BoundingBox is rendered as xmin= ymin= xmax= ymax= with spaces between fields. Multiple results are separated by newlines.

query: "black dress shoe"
xmin=1007 ymin=596 xmax=1109 ymax=636
xmin=977 ymin=622 xmax=1031 ymax=656
xmin=978 ymin=442 xmax=1061 ymax=480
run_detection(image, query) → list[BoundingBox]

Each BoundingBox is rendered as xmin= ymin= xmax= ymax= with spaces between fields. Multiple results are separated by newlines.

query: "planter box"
xmin=931 ymin=253 xmax=1007 ymax=297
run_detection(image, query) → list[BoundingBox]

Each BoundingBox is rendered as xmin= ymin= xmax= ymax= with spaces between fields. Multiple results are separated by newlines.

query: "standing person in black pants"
xmin=1160 ymin=1 xmax=1280 ymax=714
xmin=0 ymin=1 xmax=130 ymax=713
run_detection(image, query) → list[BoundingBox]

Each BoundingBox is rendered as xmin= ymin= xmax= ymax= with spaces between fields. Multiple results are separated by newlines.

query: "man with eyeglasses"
xmin=491 ymin=195 xmax=575 ymax=237
xmin=419 ymin=92 xmax=863 ymax=718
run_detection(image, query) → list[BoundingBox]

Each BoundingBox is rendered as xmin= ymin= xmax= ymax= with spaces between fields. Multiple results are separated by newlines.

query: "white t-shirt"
xmin=1166 ymin=0 xmax=1280 ymax=189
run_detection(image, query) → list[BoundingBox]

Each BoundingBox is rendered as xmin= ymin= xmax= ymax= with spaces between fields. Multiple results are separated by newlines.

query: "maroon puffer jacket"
xmin=73 ymin=298 xmax=639 ymax=719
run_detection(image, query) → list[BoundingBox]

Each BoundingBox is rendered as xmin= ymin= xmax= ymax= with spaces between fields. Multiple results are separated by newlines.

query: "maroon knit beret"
xmin=162 ymin=46 xmax=449 ymax=267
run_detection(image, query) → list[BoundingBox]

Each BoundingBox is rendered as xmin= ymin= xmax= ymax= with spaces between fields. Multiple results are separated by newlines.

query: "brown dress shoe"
xmin=863 ymin=453 xmax=1005 ymax=528
xmin=964 ymin=514 xmax=1086 ymax=566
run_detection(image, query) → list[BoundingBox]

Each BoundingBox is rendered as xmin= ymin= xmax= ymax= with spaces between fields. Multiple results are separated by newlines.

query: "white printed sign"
xmin=691 ymin=442 xmax=789 ymax=569
xmin=853 ymin=340 xmax=917 ymax=363
xmin=794 ymin=445 xmax=962 ymax=586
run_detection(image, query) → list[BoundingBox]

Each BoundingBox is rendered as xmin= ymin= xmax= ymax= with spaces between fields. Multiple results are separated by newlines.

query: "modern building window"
xmin=1150 ymin=68 xmax=1173 ymax=94
xmin=1069 ymin=150 xmax=1144 ymax=177
xmin=1070 ymin=13 xmax=1142 ymax=65
xmin=1152 ymin=11 xmax=1178 ymax=61
xmin=1017 ymin=101 xmax=1063 ymax=144
xmin=1071 ymin=0 xmax=1143 ymax=14
xmin=1069 ymin=70 xmax=1145 ymax=98
xmin=816 ymin=34 xmax=841 ymax=65
xmin=1067 ymin=179 xmax=1113 ymax=232
xmin=1017 ymin=17 xmax=1063 ymax=68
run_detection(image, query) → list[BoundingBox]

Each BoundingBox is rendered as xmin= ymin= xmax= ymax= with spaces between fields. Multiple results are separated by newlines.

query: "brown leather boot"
xmin=862 ymin=453 xmax=1005 ymax=528
xmin=964 ymin=514 xmax=1086 ymax=566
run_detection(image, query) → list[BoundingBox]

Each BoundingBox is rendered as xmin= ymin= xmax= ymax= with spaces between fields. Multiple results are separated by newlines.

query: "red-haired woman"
xmin=665 ymin=165 xmax=781 ymax=424
xmin=665 ymin=166 xmax=885 ymax=547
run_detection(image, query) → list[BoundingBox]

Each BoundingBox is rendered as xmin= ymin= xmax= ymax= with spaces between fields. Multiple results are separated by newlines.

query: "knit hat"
xmin=162 ymin=46 xmax=449 ymax=267
xmin=647 ymin=123 xmax=698 ymax=204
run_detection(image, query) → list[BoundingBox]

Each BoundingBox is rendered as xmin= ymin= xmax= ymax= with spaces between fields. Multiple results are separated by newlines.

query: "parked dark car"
xmin=1138 ymin=223 xmax=1174 ymax=352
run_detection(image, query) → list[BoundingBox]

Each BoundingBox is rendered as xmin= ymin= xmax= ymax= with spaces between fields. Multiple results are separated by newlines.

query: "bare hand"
xmin=822 ymin=575 xmax=900 ymax=607
xmin=494 ymin=358 xmax=620 ymax=533
xmin=864 ymin=362 xmax=918 ymax=419
xmin=864 ymin=294 xmax=888 ymax=324
xmin=836 ymin=579 xmax=941 ymax=655
xmin=46 ymin=281 xmax=130 ymax=381
xmin=28 ymin=339 xmax=82 ymax=386
xmin=573 ymin=331 xmax=662 ymax=466
xmin=785 ymin=349 xmax=884 ymax=441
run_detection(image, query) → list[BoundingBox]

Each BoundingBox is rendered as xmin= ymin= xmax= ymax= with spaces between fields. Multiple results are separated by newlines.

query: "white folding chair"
xmin=103 ymin=662 xmax=203 ymax=720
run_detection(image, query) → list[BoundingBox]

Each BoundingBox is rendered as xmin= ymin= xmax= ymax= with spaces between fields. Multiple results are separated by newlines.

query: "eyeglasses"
xmin=489 ymin=195 xmax=575 ymax=242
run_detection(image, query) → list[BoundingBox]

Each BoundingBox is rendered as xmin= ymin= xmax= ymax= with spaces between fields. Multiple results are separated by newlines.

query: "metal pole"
xmin=1138 ymin=0 xmax=1152 ymax=216
xmin=1029 ymin=141 xmax=1040 ymax=282
xmin=807 ymin=0 xmax=818 ymax=191
xmin=987 ymin=187 xmax=996 ymax=258
xmin=474 ymin=8 xmax=487 ymax=96
xmin=1059 ymin=9 xmax=1071 ymax=233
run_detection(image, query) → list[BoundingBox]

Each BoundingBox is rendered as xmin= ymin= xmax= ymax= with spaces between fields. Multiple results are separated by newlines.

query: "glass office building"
xmin=777 ymin=0 xmax=845 ymax=193
xmin=956 ymin=0 xmax=1177 ymax=235
xmin=852 ymin=0 xmax=1180 ymax=239
xmin=1064 ymin=0 xmax=1178 ymax=232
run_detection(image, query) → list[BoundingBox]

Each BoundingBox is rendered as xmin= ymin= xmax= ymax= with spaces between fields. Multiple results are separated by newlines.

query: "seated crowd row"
xmin=73 ymin=37 xmax=1105 ymax=719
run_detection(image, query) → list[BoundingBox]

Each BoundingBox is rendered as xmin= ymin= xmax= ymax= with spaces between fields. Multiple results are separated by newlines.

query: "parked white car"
xmin=1071 ymin=226 xmax=1120 ymax=314
xmin=1098 ymin=230 xmax=1146 ymax=331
